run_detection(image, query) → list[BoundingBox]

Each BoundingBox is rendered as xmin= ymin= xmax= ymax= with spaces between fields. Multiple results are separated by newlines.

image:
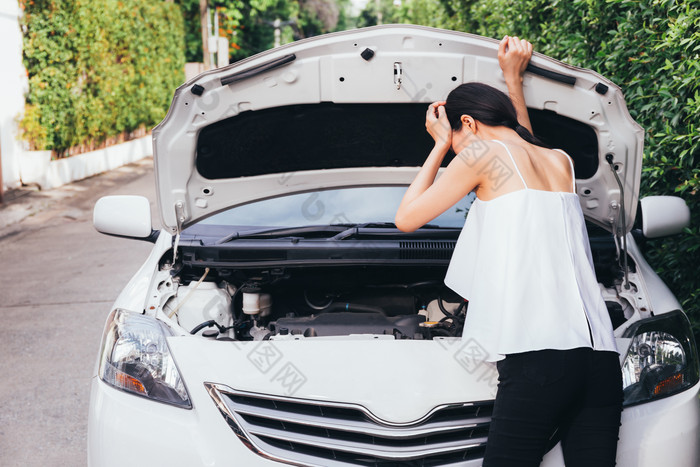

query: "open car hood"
xmin=153 ymin=25 xmax=643 ymax=235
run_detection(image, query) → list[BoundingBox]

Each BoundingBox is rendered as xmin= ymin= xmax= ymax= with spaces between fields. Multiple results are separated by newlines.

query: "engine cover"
xmin=269 ymin=312 xmax=426 ymax=338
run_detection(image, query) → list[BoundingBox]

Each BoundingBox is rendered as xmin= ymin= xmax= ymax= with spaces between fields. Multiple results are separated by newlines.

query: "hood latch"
xmin=393 ymin=62 xmax=402 ymax=90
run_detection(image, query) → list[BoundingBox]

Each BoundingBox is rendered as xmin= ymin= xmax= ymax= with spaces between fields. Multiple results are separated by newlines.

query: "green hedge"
xmin=394 ymin=0 xmax=700 ymax=333
xmin=20 ymin=0 xmax=185 ymax=155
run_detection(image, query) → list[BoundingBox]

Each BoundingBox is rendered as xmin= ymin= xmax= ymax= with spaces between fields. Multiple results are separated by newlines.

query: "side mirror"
xmin=93 ymin=195 xmax=155 ymax=240
xmin=639 ymin=196 xmax=690 ymax=238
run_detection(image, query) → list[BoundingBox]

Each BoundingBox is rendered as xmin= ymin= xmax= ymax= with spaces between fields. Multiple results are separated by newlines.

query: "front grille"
xmin=206 ymin=383 xmax=493 ymax=467
xmin=399 ymin=241 xmax=455 ymax=260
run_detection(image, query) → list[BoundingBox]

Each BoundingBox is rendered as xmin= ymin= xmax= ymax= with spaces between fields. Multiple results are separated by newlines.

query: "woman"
xmin=395 ymin=36 xmax=623 ymax=466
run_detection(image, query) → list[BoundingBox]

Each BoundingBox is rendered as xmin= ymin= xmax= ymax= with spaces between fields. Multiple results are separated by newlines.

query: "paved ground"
xmin=0 ymin=158 xmax=157 ymax=466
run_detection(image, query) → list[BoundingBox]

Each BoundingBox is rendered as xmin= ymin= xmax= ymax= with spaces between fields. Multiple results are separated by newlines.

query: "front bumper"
xmin=88 ymin=375 xmax=700 ymax=467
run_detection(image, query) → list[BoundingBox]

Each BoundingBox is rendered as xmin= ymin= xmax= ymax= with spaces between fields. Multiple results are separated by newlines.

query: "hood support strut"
xmin=172 ymin=201 xmax=187 ymax=263
xmin=606 ymin=154 xmax=630 ymax=290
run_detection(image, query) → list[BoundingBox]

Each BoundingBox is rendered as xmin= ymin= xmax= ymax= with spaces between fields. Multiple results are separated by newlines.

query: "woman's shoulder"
xmin=532 ymin=145 xmax=574 ymax=168
xmin=550 ymin=147 xmax=574 ymax=164
xmin=487 ymin=139 xmax=568 ymax=165
xmin=453 ymin=139 xmax=504 ymax=168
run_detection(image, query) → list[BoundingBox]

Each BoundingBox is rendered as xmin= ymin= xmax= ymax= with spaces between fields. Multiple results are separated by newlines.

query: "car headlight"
xmin=622 ymin=310 xmax=699 ymax=407
xmin=98 ymin=309 xmax=191 ymax=408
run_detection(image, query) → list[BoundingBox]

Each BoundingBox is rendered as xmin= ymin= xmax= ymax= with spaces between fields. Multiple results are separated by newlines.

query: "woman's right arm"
xmin=498 ymin=35 xmax=533 ymax=134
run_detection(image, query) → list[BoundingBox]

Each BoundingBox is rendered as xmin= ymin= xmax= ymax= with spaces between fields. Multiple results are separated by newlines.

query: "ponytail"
xmin=514 ymin=123 xmax=548 ymax=148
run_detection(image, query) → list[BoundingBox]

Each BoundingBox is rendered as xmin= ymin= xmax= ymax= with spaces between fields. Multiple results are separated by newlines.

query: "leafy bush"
xmin=393 ymin=0 xmax=699 ymax=331
xmin=20 ymin=0 xmax=186 ymax=155
xmin=175 ymin=0 xmax=349 ymax=64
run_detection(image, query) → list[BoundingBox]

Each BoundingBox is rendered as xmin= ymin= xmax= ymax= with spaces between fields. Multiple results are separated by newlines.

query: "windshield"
xmin=197 ymin=186 xmax=476 ymax=229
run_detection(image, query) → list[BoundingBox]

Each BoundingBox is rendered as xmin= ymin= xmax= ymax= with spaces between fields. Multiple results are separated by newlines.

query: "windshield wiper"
xmin=329 ymin=222 xmax=447 ymax=240
xmin=213 ymin=222 xmax=456 ymax=245
xmin=214 ymin=225 xmax=348 ymax=244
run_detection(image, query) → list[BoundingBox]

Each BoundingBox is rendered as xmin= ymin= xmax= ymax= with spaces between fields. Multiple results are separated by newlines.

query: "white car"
xmin=88 ymin=25 xmax=698 ymax=466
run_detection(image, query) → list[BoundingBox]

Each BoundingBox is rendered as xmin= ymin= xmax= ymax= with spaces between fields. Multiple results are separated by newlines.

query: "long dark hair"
xmin=445 ymin=82 xmax=548 ymax=148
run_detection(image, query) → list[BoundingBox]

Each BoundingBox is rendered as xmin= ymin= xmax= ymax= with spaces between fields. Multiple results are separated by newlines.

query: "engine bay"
xmin=161 ymin=264 xmax=468 ymax=341
xmin=156 ymin=226 xmax=639 ymax=342
xmin=159 ymin=264 xmax=638 ymax=343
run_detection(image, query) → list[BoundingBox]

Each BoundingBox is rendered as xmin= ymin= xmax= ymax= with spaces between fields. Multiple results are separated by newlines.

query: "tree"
xmin=176 ymin=0 xmax=346 ymax=64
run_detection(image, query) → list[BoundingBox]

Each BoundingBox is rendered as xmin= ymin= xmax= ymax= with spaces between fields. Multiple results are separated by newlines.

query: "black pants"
xmin=482 ymin=347 xmax=623 ymax=467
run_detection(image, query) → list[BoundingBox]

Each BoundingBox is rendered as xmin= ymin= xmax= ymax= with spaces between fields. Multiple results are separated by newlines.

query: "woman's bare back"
xmin=473 ymin=139 xmax=575 ymax=201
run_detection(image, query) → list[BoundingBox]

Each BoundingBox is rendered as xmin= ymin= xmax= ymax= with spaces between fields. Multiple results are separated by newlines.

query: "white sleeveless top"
xmin=444 ymin=140 xmax=618 ymax=362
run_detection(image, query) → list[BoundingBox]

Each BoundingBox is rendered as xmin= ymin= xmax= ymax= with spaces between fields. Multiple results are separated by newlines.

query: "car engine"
xmin=163 ymin=265 xmax=467 ymax=341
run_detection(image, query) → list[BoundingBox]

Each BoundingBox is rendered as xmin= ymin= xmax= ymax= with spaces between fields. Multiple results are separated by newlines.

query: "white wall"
xmin=0 ymin=0 xmax=27 ymax=190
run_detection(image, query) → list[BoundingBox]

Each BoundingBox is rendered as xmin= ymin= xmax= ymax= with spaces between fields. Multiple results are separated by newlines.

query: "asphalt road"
xmin=0 ymin=159 xmax=157 ymax=466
